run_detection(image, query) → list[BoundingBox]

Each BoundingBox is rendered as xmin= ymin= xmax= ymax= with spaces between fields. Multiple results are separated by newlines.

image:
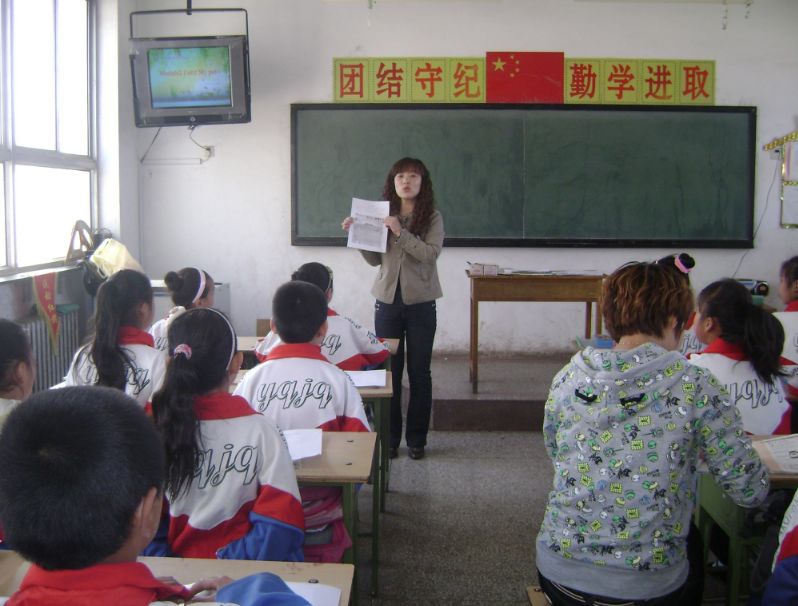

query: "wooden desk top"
xmin=238 ymin=336 xmax=261 ymax=352
xmin=356 ymin=371 xmax=393 ymax=398
xmin=295 ymin=431 xmax=376 ymax=484
xmin=752 ymin=435 xmax=798 ymax=488
xmin=0 ymin=552 xmax=353 ymax=605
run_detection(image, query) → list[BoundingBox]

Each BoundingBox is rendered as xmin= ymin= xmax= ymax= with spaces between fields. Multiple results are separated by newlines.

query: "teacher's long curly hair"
xmin=382 ymin=157 xmax=436 ymax=239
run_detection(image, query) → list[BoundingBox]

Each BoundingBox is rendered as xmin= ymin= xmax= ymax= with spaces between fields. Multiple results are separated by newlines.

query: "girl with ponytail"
xmin=65 ymin=269 xmax=165 ymax=409
xmin=149 ymin=267 xmax=215 ymax=351
xmin=690 ymin=278 xmax=790 ymax=434
xmin=152 ymin=307 xmax=304 ymax=561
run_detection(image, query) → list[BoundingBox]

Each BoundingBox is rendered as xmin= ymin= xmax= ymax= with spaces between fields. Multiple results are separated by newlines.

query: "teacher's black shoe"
xmin=389 ymin=447 xmax=398 ymax=459
xmin=408 ymin=447 xmax=425 ymax=460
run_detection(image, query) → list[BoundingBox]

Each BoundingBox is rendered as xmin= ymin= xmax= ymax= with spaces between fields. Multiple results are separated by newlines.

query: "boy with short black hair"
xmin=0 ymin=386 xmax=310 ymax=605
xmin=235 ymin=281 xmax=369 ymax=433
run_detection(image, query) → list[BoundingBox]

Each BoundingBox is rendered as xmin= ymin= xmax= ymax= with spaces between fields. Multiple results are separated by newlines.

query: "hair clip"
xmin=173 ymin=343 xmax=193 ymax=360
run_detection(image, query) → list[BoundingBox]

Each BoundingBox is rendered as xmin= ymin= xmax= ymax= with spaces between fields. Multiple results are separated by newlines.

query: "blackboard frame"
xmin=291 ymin=103 xmax=756 ymax=248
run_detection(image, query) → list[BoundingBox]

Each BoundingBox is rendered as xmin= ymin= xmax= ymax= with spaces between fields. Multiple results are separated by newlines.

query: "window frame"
xmin=0 ymin=0 xmax=96 ymax=276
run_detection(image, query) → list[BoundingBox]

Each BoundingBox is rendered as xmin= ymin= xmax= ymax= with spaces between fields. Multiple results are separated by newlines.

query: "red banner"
xmin=32 ymin=273 xmax=59 ymax=350
xmin=486 ymin=51 xmax=564 ymax=103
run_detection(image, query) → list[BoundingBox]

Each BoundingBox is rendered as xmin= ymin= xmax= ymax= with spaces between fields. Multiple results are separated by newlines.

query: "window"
xmin=2 ymin=0 xmax=94 ymax=270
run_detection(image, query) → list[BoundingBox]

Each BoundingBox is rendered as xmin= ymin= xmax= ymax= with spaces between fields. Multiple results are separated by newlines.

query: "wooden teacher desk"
xmin=0 ymin=552 xmax=354 ymax=606
xmin=468 ymin=272 xmax=605 ymax=393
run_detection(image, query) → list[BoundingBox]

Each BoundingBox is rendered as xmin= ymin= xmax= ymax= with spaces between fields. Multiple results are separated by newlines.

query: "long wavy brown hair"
xmin=381 ymin=157 xmax=436 ymax=238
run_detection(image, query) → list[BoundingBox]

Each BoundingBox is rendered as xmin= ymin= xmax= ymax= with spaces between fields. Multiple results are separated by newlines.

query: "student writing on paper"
xmin=152 ymin=308 xmax=304 ymax=561
xmin=255 ymin=262 xmax=389 ymax=370
xmin=341 ymin=157 xmax=443 ymax=461
xmin=536 ymin=261 xmax=769 ymax=606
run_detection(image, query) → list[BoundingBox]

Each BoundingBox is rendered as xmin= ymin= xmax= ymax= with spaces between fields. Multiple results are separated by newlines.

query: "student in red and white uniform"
xmin=152 ymin=307 xmax=304 ymax=561
xmin=64 ymin=270 xmax=166 ymax=410
xmin=774 ymin=257 xmax=798 ymax=411
xmin=255 ymin=262 xmax=389 ymax=371
xmin=763 ymin=490 xmax=798 ymax=605
xmin=237 ymin=281 xmax=370 ymax=433
xmin=690 ymin=278 xmax=790 ymax=435
xmin=149 ymin=267 xmax=215 ymax=352
xmin=235 ymin=281 xmax=370 ymax=562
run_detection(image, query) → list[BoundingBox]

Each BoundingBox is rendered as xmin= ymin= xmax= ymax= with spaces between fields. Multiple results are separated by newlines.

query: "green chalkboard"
xmin=291 ymin=104 xmax=755 ymax=247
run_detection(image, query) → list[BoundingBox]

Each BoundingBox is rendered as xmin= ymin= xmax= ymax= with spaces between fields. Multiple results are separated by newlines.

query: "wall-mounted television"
xmin=130 ymin=35 xmax=251 ymax=127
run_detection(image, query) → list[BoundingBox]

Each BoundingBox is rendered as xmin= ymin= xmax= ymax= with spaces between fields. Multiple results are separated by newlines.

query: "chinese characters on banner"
xmin=335 ymin=57 xmax=485 ymax=102
xmin=32 ymin=273 xmax=60 ymax=350
xmin=334 ymin=55 xmax=714 ymax=106
xmin=564 ymin=59 xmax=715 ymax=105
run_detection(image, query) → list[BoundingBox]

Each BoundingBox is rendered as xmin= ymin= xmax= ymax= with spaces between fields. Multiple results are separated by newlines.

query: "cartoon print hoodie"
xmin=536 ymin=343 xmax=769 ymax=601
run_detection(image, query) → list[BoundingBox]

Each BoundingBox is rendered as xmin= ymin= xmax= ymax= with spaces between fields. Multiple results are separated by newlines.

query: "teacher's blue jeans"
xmin=374 ymin=292 xmax=436 ymax=449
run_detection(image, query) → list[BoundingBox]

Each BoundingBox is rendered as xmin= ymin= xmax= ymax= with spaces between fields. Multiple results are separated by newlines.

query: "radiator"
xmin=21 ymin=308 xmax=81 ymax=393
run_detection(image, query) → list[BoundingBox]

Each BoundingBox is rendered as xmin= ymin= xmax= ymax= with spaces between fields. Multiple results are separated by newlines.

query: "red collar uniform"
xmin=7 ymin=561 xmax=191 ymax=606
xmin=234 ymin=343 xmax=370 ymax=433
xmin=690 ymin=338 xmax=790 ymax=435
xmin=255 ymin=309 xmax=389 ymax=371
xmin=167 ymin=392 xmax=305 ymax=561
xmin=64 ymin=327 xmax=166 ymax=409
xmin=775 ymin=302 xmax=798 ymax=400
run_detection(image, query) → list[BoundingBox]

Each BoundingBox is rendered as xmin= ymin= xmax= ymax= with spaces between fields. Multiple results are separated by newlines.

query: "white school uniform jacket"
xmin=148 ymin=306 xmax=187 ymax=352
xmin=774 ymin=302 xmax=798 ymax=397
xmin=255 ymin=308 xmax=390 ymax=371
xmin=64 ymin=327 xmax=166 ymax=409
xmin=166 ymin=392 xmax=305 ymax=561
xmin=690 ymin=338 xmax=791 ymax=435
xmin=234 ymin=342 xmax=370 ymax=432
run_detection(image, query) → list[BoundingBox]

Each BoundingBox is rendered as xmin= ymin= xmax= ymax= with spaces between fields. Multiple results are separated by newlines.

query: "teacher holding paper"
xmin=342 ymin=158 xmax=444 ymax=460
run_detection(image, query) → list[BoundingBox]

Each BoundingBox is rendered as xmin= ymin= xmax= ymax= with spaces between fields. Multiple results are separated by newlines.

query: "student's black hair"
xmin=291 ymin=262 xmax=333 ymax=293
xmin=0 ymin=319 xmax=32 ymax=393
xmin=656 ymin=252 xmax=696 ymax=282
xmin=698 ymin=278 xmax=785 ymax=384
xmin=163 ymin=267 xmax=214 ymax=308
xmin=272 ymin=281 xmax=327 ymax=344
xmin=0 ymin=386 xmax=164 ymax=570
xmin=79 ymin=269 xmax=153 ymax=390
xmin=152 ymin=308 xmax=237 ymax=500
xmin=781 ymin=256 xmax=798 ymax=285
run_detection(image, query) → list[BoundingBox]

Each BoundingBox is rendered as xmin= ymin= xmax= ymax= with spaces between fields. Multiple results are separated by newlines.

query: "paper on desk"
xmin=283 ymin=429 xmax=323 ymax=461
xmin=286 ymin=581 xmax=341 ymax=606
xmin=345 ymin=369 xmax=387 ymax=387
xmin=755 ymin=434 xmax=798 ymax=473
xmin=347 ymin=198 xmax=389 ymax=253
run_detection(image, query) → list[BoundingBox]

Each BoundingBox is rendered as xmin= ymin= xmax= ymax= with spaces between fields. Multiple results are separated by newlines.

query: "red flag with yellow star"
xmin=32 ymin=273 xmax=59 ymax=350
xmin=486 ymin=51 xmax=564 ymax=103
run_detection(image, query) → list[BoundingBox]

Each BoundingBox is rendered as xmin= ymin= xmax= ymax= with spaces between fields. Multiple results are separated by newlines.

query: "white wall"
xmin=123 ymin=0 xmax=798 ymax=353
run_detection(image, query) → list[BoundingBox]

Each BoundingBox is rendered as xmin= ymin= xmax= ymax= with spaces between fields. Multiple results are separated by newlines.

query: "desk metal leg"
xmin=585 ymin=303 xmax=592 ymax=339
xmin=341 ymin=484 xmax=358 ymax=606
xmin=470 ymin=297 xmax=478 ymax=393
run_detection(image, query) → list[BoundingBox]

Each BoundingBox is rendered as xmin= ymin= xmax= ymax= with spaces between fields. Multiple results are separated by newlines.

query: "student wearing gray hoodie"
xmin=536 ymin=261 xmax=769 ymax=606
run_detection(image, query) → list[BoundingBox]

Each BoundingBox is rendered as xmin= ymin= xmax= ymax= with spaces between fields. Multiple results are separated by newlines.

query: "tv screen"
xmin=130 ymin=36 xmax=250 ymax=127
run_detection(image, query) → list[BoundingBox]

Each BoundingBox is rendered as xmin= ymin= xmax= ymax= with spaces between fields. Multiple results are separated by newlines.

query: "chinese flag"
xmin=486 ymin=51 xmax=564 ymax=103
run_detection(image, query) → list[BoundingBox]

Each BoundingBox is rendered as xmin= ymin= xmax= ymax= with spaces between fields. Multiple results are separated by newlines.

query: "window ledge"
xmin=0 ymin=262 xmax=82 ymax=285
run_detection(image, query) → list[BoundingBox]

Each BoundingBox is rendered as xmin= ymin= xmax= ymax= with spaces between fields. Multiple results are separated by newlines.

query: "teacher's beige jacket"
xmin=359 ymin=210 xmax=444 ymax=305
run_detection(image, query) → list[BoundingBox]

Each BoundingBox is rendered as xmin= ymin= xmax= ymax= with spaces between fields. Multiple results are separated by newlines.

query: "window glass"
xmin=13 ymin=0 xmax=56 ymax=149
xmin=57 ymin=0 xmax=88 ymax=155
xmin=14 ymin=165 xmax=90 ymax=266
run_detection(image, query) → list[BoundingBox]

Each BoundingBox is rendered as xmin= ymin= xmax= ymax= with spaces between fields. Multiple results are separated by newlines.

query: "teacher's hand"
xmin=384 ymin=216 xmax=402 ymax=237
xmin=341 ymin=216 xmax=354 ymax=231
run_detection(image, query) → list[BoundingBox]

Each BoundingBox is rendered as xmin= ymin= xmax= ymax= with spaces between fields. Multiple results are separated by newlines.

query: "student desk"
xmin=295 ymin=431 xmax=377 ymax=600
xmin=0 ymin=552 xmax=353 ymax=606
xmin=357 ymin=371 xmax=393 ymax=516
xmin=695 ymin=437 xmax=798 ymax=606
xmin=467 ymin=272 xmax=605 ymax=392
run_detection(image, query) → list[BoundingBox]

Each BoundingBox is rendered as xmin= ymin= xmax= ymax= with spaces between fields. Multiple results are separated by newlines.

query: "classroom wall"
xmin=125 ymin=0 xmax=798 ymax=353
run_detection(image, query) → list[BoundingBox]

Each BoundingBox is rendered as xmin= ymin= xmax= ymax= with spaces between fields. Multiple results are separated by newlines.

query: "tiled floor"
xmin=350 ymin=354 xmax=732 ymax=605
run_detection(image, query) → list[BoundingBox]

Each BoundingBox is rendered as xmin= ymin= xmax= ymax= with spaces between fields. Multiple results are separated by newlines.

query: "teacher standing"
xmin=342 ymin=157 xmax=444 ymax=460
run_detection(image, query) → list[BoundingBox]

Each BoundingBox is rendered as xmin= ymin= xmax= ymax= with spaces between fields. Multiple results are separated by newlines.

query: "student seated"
xmin=64 ymin=269 xmax=165 ymax=410
xmin=535 ymin=261 xmax=769 ymax=606
xmin=234 ymin=281 xmax=371 ymax=562
xmin=255 ymin=262 xmax=389 ymax=371
xmin=0 ymin=319 xmax=35 ymax=427
xmin=235 ymin=280 xmax=370 ymax=433
xmin=763 ymin=490 xmax=798 ymax=605
xmin=0 ymin=386 xmax=235 ymax=605
xmin=149 ymin=267 xmax=215 ymax=352
xmin=773 ymin=255 xmax=798 ymax=430
xmin=690 ymin=278 xmax=790 ymax=434
xmin=152 ymin=307 xmax=304 ymax=560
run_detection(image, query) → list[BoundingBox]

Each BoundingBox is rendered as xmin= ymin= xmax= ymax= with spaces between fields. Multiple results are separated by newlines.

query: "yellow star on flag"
xmin=492 ymin=57 xmax=506 ymax=71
